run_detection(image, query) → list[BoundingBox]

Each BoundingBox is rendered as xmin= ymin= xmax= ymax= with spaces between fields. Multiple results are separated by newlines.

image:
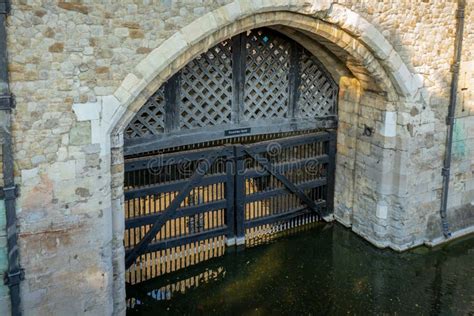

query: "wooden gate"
xmin=123 ymin=27 xmax=338 ymax=288
xmin=124 ymin=131 xmax=335 ymax=284
xmin=124 ymin=28 xmax=337 ymax=156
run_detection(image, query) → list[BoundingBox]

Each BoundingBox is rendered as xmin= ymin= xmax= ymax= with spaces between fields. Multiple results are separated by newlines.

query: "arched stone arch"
xmin=106 ymin=3 xmax=419 ymax=137
xmin=104 ymin=2 xmax=422 ymax=314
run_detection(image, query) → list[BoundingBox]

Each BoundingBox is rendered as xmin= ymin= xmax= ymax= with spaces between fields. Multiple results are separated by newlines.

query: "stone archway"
xmin=97 ymin=2 xmax=421 ymax=313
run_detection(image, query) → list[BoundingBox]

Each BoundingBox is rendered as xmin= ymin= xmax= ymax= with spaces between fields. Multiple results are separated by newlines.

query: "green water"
xmin=128 ymin=224 xmax=474 ymax=315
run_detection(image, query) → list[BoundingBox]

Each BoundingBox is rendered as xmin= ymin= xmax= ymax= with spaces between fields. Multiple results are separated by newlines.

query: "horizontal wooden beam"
xmin=124 ymin=119 xmax=337 ymax=156
xmin=125 ymin=226 xmax=229 ymax=257
xmin=125 ymin=200 xmax=227 ymax=229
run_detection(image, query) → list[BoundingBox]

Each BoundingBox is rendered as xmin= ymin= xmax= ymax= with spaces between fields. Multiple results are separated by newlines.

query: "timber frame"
xmin=124 ymin=28 xmax=338 ymax=155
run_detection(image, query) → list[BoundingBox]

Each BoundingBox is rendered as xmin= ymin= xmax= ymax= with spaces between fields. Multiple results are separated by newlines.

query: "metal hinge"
xmin=0 ymin=94 xmax=15 ymax=110
xmin=450 ymin=62 xmax=460 ymax=73
xmin=441 ymin=167 xmax=450 ymax=177
xmin=0 ymin=185 xmax=19 ymax=200
xmin=445 ymin=115 xmax=454 ymax=126
xmin=4 ymin=269 xmax=24 ymax=287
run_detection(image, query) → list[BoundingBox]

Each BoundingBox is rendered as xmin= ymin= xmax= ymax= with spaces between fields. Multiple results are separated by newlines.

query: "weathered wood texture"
xmin=124 ymin=28 xmax=338 ymax=154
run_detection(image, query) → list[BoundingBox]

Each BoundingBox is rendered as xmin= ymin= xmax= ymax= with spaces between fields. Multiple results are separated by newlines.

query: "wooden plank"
xmin=225 ymin=155 xmax=236 ymax=240
xmin=247 ymin=131 xmax=330 ymax=153
xmin=243 ymin=147 xmax=324 ymax=219
xmin=231 ymin=33 xmax=246 ymax=124
xmin=244 ymin=178 xmax=327 ymax=203
xmin=243 ymin=154 xmax=329 ymax=179
xmin=125 ymin=145 xmax=231 ymax=172
xmin=244 ymin=203 xmax=325 ymax=228
xmin=325 ymin=132 xmax=337 ymax=216
xmin=127 ymin=226 xmax=228 ymax=257
xmin=124 ymin=174 xmax=227 ymax=199
xmin=164 ymin=72 xmax=181 ymax=132
xmin=125 ymin=200 xmax=227 ymax=229
xmin=123 ymin=119 xmax=337 ymax=155
xmin=125 ymin=149 xmax=222 ymax=269
xmin=234 ymin=145 xmax=246 ymax=240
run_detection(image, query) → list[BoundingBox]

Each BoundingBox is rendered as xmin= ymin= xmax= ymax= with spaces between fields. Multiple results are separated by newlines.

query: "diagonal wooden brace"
xmin=125 ymin=149 xmax=221 ymax=269
xmin=243 ymin=147 xmax=324 ymax=220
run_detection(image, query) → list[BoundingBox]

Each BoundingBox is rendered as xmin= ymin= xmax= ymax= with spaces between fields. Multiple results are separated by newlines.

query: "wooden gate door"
xmin=123 ymin=27 xmax=339 ymax=288
xmin=124 ymin=131 xmax=336 ymax=285
xmin=234 ymin=131 xmax=336 ymax=245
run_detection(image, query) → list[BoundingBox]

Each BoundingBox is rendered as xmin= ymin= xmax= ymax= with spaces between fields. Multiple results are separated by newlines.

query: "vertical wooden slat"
xmin=234 ymin=145 xmax=246 ymax=241
xmin=231 ymin=33 xmax=246 ymax=124
xmin=164 ymin=72 xmax=181 ymax=132
xmin=325 ymin=133 xmax=337 ymax=216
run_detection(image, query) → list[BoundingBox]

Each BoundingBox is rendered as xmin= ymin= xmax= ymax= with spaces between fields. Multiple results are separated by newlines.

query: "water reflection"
xmin=127 ymin=224 xmax=474 ymax=315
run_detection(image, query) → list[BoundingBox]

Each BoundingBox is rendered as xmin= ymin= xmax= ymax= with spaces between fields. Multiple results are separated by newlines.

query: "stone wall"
xmin=443 ymin=0 xmax=474 ymax=236
xmin=2 ymin=0 xmax=473 ymax=315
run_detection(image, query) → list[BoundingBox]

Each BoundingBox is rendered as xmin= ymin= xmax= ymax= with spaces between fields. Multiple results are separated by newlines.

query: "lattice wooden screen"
xmin=297 ymin=50 xmax=338 ymax=119
xmin=125 ymin=86 xmax=165 ymax=139
xmin=244 ymin=29 xmax=290 ymax=120
xmin=180 ymin=41 xmax=233 ymax=129
xmin=124 ymin=28 xmax=338 ymax=154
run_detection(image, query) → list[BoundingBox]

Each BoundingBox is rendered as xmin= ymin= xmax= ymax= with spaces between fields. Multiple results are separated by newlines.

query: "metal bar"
xmin=125 ymin=200 xmax=227 ymax=229
xmin=124 ymin=174 xmax=227 ymax=199
xmin=125 ymin=149 xmax=221 ymax=269
xmin=243 ymin=147 xmax=324 ymax=219
xmin=439 ymin=0 xmax=466 ymax=238
xmin=164 ymin=72 xmax=181 ymax=132
xmin=125 ymin=226 xmax=228 ymax=256
xmin=245 ymin=178 xmax=327 ymax=203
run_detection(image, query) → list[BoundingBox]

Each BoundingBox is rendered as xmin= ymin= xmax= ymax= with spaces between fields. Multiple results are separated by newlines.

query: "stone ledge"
xmin=425 ymin=225 xmax=474 ymax=248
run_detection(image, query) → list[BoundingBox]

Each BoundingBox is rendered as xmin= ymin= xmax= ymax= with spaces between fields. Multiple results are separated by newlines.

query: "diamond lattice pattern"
xmin=125 ymin=86 xmax=165 ymax=139
xmin=179 ymin=41 xmax=233 ymax=129
xmin=297 ymin=51 xmax=337 ymax=118
xmin=244 ymin=30 xmax=290 ymax=120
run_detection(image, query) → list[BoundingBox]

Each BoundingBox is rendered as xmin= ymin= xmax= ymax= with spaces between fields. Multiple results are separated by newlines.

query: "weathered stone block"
xmin=69 ymin=121 xmax=91 ymax=146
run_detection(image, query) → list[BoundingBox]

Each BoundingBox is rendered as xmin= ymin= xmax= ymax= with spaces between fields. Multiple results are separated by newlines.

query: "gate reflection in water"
xmin=126 ymin=224 xmax=474 ymax=315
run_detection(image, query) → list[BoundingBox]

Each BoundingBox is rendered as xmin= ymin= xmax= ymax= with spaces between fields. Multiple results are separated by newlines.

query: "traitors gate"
xmin=123 ymin=28 xmax=338 ymax=289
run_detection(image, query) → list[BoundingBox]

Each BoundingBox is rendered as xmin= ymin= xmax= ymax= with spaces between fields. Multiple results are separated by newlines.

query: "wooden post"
xmin=225 ymin=148 xmax=236 ymax=247
xmin=325 ymin=132 xmax=337 ymax=217
xmin=234 ymin=145 xmax=246 ymax=247
xmin=231 ymin=33 xmax=246 ymax=124
xmin=164 ymin=72 xmax=181 ymax=132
